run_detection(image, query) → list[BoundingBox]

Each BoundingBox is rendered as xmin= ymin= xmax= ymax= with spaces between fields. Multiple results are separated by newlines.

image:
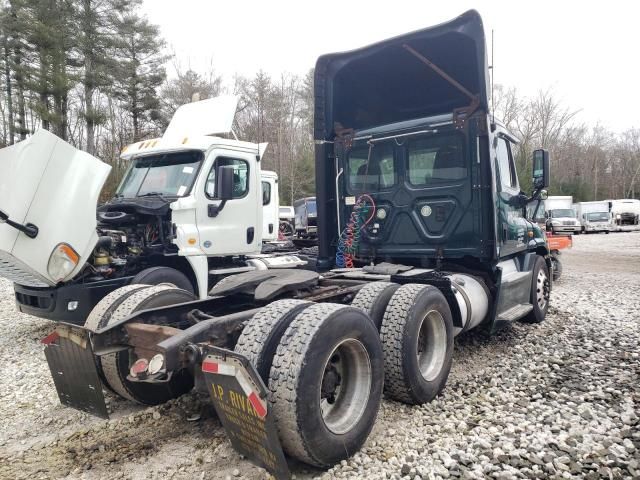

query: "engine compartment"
xmin=85 ymin=200 xmax=176 ymax=282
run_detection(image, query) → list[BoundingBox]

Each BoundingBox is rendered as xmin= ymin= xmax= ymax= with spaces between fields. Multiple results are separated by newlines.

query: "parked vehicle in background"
xmin=293 ymin=196 xmax=317 ymax=238
xmin=545 ymin=196 xmax=580 ymax=234
xmin=278 ymin=206 xmax=295 ymax=237
xmin=608 ymin=199 xmax=640 ymax=230
xmin=574 ymin=201 xmax=611 ymax=233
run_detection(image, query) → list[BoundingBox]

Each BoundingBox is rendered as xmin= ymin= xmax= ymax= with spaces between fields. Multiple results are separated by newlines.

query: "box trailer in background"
xmin=293 ymin=196 xmax=317 ymax=238
xmin=608 ymin=199 xmax=640 ymax=231
xmin=545 ymin=196 xmax=581 ymax=234
xmin=573 ymin=201 xmax=611 ymax=233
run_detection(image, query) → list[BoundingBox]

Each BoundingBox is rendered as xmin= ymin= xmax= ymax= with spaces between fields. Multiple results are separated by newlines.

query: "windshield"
xmin=587 ymin=212 xmax=609 ymax=221
xmin=116 ymin=151 xmax=203 ymax=198
xmin=551 ymin=209 xmax=575 ymax=218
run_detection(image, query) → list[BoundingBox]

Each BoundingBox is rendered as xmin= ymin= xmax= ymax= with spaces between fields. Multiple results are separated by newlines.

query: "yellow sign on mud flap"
xmin=201 ymin=346 xmax=290 ymax=480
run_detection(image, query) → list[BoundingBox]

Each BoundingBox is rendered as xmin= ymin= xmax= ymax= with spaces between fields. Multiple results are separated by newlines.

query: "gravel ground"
xmin=0 ymin=233 xmax=638 ymax=480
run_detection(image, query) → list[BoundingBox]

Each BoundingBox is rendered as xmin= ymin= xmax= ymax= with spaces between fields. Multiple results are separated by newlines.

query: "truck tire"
xmin=269 ymin=303 xmax=384 ymax=467
xmin=380 ymin=284 xmax=454 ymax=405
xmin=131 ymin=266 xmax=194 ymax=295
xmin=85 ymin=284 xmax=156 ymax=393
xmin=551 ymin=254 xmax=562 ymax=281
xmin=523 ymin=256 xmax=550 ymax=323
xmin=350 ymin=281 xmax=400 ymax=330
xmin=87 ymin=284 xmax=195 ymax=404
xmin=234 ymin=299 xmax=312 ymax=382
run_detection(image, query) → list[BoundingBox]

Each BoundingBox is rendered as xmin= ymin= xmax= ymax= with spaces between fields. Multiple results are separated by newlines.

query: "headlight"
xmin=47 ymin=243 xmax=80 ymax=282
xmin=551 ymin=220 xmax=561 ymax=226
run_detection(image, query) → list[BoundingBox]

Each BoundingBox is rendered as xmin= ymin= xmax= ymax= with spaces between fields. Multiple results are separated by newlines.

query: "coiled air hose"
xmin=336 ymin=194 xmax=376 ymax=268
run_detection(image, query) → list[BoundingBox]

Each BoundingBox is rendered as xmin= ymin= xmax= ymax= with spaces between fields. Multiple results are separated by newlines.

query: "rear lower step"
xmin=497 ymin=303 xmax=533 ymax=322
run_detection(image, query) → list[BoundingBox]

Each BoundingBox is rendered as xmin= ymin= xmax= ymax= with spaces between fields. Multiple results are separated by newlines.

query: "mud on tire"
xmin=380 ymin=284 xmax=454 ymax=405
xmin=268 ymin=303 xmax=384 ymax=467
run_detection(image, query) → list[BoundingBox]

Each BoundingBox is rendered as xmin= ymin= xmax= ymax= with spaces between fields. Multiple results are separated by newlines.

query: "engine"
xmin=87 ymin=208 xmax=175 ymax=280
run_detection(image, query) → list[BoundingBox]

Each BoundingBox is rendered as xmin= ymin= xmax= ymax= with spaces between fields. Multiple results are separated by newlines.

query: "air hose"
xmin=336 ymin=194 xmax=376 ymax=268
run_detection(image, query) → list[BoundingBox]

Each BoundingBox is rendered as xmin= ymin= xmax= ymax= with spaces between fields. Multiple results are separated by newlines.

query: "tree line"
xmin=1 ymin=2 xmax=638 ymax=204
xmin=494 ymin=85 xmax=640 ymax=201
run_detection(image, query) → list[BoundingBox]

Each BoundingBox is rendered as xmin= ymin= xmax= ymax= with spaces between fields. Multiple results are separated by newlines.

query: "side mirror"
xmin=216 ymin=165 xmax=235 ymax=201
xmin=532 ymin=149 xmax=550 ymax=189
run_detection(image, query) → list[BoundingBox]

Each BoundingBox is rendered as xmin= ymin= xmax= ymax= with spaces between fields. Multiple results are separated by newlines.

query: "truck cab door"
xmin=195 ymin=148 xmax=262 ymax=256
xmin=495 ymin=136 xmax=528 ymax=257
xmin=261 ymin=174 xmax=279 ymax=242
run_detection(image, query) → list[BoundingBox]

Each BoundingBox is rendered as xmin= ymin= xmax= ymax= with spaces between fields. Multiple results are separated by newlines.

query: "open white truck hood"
xmin=0 ymin=130 xmax=111 ymax=286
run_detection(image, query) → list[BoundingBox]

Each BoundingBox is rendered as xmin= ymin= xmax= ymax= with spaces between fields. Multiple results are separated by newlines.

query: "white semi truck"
xmin=544 ymin=196 xmax=581 ymax=234
xmin=1 ymin=96 xmax=302 ymax=326
xmin=573 ymin=201 xmax=611 ymax=233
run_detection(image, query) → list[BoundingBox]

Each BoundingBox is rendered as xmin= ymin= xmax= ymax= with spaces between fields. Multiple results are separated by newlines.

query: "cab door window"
xmin=205 ymin=157 xmax=249 ymax=199
xmin=262 ymin=180 xmax=271 ymax=205
xmin=496 ymin=138 xmax=518 ymax=190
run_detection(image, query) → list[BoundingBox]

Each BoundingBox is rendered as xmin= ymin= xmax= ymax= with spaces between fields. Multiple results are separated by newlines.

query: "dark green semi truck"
xmin=27 ymin=10 xmax=552 ymax=477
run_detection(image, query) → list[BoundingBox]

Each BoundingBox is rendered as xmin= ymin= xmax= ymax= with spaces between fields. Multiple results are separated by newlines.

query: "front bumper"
xmin=551 ymin=225 xmax=580 ymax=233
xmin=14 ymin=276 xmax=133 ymax=325
xmin=584 ymin=224 xmax=611 ymax=232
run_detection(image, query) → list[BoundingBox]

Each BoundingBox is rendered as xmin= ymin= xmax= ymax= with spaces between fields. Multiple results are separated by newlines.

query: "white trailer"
xmin=544 ymin=196 xmax=580 ymax=234
xmin=573 ymin=201 xmax=612 ymax=233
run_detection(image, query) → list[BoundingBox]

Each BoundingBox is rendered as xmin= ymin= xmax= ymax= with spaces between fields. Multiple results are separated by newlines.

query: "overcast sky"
xmin=141 ymin=1 xmax=639 ymax=133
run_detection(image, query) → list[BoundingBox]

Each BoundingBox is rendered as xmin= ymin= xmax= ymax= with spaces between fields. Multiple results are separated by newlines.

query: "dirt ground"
xmin=0 ymin=232 xmax=638 ymax=480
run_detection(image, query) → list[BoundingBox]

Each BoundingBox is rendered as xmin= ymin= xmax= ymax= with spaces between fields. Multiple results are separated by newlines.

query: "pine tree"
xmin=112 ymin=13 xmax=167 ymax=141
xmin=77 ymin=0 xmax=139 ymax=154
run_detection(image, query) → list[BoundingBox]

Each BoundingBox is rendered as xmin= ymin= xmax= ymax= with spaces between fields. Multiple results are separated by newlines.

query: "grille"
xmin=562 ymin=221 xmax=574 ymax=226
xmin=0 ymin=250 xmax=51 ymax=287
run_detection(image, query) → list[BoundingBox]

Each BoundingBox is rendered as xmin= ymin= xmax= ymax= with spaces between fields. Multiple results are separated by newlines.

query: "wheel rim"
xmin=319 ymin=339 xmax=372 ymax=435
xmin=536 ymin=269 xmax=550 ymax=310
xmin=416 ymin=310 xmax=447 ymax=382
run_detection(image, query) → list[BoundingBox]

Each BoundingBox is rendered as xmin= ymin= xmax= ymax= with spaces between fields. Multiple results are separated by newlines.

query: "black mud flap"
xmin=42 ymin=326 xmax=108 ymax=419
xmin=201 ymin=346 xmax=290 ymax=480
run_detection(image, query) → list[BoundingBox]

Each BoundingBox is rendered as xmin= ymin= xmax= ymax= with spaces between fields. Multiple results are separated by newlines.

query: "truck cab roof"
xmin=120 ymin=135 xmax=261 ymax=160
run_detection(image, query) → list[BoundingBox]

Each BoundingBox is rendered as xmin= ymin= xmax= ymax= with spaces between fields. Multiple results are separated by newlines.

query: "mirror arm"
xmin=208 ymin=201 xmax=227 ymax=218
xmin=523 ymin=187 xmax=545 ymax=220
xmin=0 ymin=210 xmax=39 ymax=238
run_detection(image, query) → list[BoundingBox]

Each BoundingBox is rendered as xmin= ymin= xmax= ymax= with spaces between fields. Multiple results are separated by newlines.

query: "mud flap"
xmin=42 ymin=326 xmax=108 ymax=419
xmin=201 ymin=346 xmax=290 ymax=480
